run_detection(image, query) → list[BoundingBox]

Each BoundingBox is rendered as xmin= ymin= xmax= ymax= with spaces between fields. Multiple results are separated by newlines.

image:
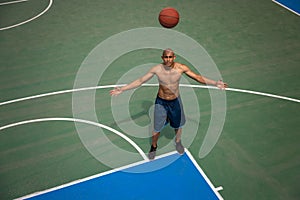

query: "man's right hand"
xmin=110 ymin=87 xmax=123 ymax=96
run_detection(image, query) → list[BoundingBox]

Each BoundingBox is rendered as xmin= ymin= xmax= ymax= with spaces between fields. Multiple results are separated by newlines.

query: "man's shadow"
xmin=109 ymin=100 xmax=200 ymax=146
xmin=109 ymin=100 xmax=174 ymax=144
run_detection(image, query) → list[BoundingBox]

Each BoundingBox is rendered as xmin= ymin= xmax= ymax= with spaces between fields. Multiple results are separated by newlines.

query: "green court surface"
xmin=0 ymin=0 xmax=299 ymax=199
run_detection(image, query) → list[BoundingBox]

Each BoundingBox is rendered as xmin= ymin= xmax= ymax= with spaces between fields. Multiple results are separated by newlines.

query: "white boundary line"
xmin=0 ymin=0 xmax=28 ymax=6
xmin=15 ymin=149 xmax=223 ymax=200
xmin=185 ymin=150 xmax=224 ymax=200
xmin=0 ymin=117 xmax=148 ymax=161
xmin=0 ymin=84 xmax=299 ymax=107
xmin=225 ymin=87 xmax=300 ymax=103
xmin=0 ymin=0 xmax=53 ymax=31
xmin=0 ymin=85 xmax=122 ymax=106
xmin=15 ymin=152 xmax=177 ymax=199
xmin=272 ymin=0 xmax=300 ymax=16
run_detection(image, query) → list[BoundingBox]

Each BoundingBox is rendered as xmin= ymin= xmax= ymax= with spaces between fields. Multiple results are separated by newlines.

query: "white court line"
xmin=185 ymin=150 xmax=224 ymax=200
xmin=0 ymin=84 xmax=299 ymax=107
xmin=0 ymin=0 xmax=53 ymax=31
xmin=0 ymin=117 xmax=148 ymax=161
xmin=16 ymin=149 xmax=223 ymax=200
xmin=15 ymin=151 xmax=179 ymax=200
xmin=0 ymin=85 xmax=123 ymax=106
xmin=225 ymin=87 xmax=300 ymax=103
xmin=178 ymin=84 xmax=300 ymax=103
xmin=272 ymin=0 xmax=300 ymax=16
xmin=0 ymin=0 xmax=28 ymax=6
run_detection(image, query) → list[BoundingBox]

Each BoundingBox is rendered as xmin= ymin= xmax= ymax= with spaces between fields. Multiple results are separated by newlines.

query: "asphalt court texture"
xmin=0 ymin=0 xmax=299 ymax=199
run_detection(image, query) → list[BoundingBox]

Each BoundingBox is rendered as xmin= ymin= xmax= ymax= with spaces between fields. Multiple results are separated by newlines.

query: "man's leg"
xmin=175 ymin=128 xmax=182 ymax=143
xmin=152 ymin=131 xmax=160 ymax=147
xmin=148 ymin=131 xmax=160 ymax=160
xmin=175 ymin=128 xmax=184 ymax=154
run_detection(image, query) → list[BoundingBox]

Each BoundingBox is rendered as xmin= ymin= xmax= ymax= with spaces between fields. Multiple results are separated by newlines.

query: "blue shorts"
xmin=154 ymin=96 xmax=186 ymax=132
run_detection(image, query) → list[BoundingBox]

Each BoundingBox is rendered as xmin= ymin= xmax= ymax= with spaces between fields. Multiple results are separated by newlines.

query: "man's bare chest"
xmin=156 ymin=68 xmax=182 ymax=85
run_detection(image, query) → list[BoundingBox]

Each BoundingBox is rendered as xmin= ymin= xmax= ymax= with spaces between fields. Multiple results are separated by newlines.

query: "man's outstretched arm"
xmin=110 ymin=68 xmax=155 ymax=96
xmin=183 ymin=65 xmax=228 ymax=89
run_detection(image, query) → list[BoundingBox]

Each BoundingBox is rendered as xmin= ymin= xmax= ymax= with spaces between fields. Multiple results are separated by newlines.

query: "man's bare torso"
xmin=154 ymin=63 xmax=184 ymax=100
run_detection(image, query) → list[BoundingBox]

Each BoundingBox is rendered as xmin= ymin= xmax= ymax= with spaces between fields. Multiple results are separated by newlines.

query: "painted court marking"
xmin=0 ymin=0 xmax=28 ymax=6
xmin=0 ymin=0 xmax=53 ymax=31
xmin=0 ymin=84 xmax=298 ymax=156
xmin=0 ymin=84 xmax=299 ymax=107
xmin=1 ymin=85 xmax=297 ymax=199
xmin=272 ymin=0 xmax=300 ymax=16
xmin=15 ymin=151 xmax=178 ymax=200
xmin=15 ymin=149 xmax=224 ymax=200
xmin=0 ymin=117 xmax=148 ymax=161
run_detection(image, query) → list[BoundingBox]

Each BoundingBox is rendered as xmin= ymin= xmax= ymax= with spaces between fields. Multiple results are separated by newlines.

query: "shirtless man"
xmin=110 ymin=48 xmax=227 ymax=159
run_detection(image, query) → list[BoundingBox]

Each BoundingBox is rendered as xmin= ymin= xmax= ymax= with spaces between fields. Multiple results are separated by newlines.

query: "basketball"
xmin=158 ymin=7 xmax=180 ymax=28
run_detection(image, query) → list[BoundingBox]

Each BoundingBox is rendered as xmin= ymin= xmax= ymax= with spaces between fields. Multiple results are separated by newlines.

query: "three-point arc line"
xmin=0 ymin=117 xmax=149 ymax=161
xmin=0 ymin=84 xmax=299 ymax=160
xmin=0 ymin=84 xmax=299 ymax=107
xmin=0 ymin=0 xmax=53 ymax=31
xmin=0 ymin=0 xmax=28 ymax=6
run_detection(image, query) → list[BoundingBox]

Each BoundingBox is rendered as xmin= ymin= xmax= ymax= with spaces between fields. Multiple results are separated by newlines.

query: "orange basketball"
xmin=158 ymin=7 xmax=180 ymax=28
